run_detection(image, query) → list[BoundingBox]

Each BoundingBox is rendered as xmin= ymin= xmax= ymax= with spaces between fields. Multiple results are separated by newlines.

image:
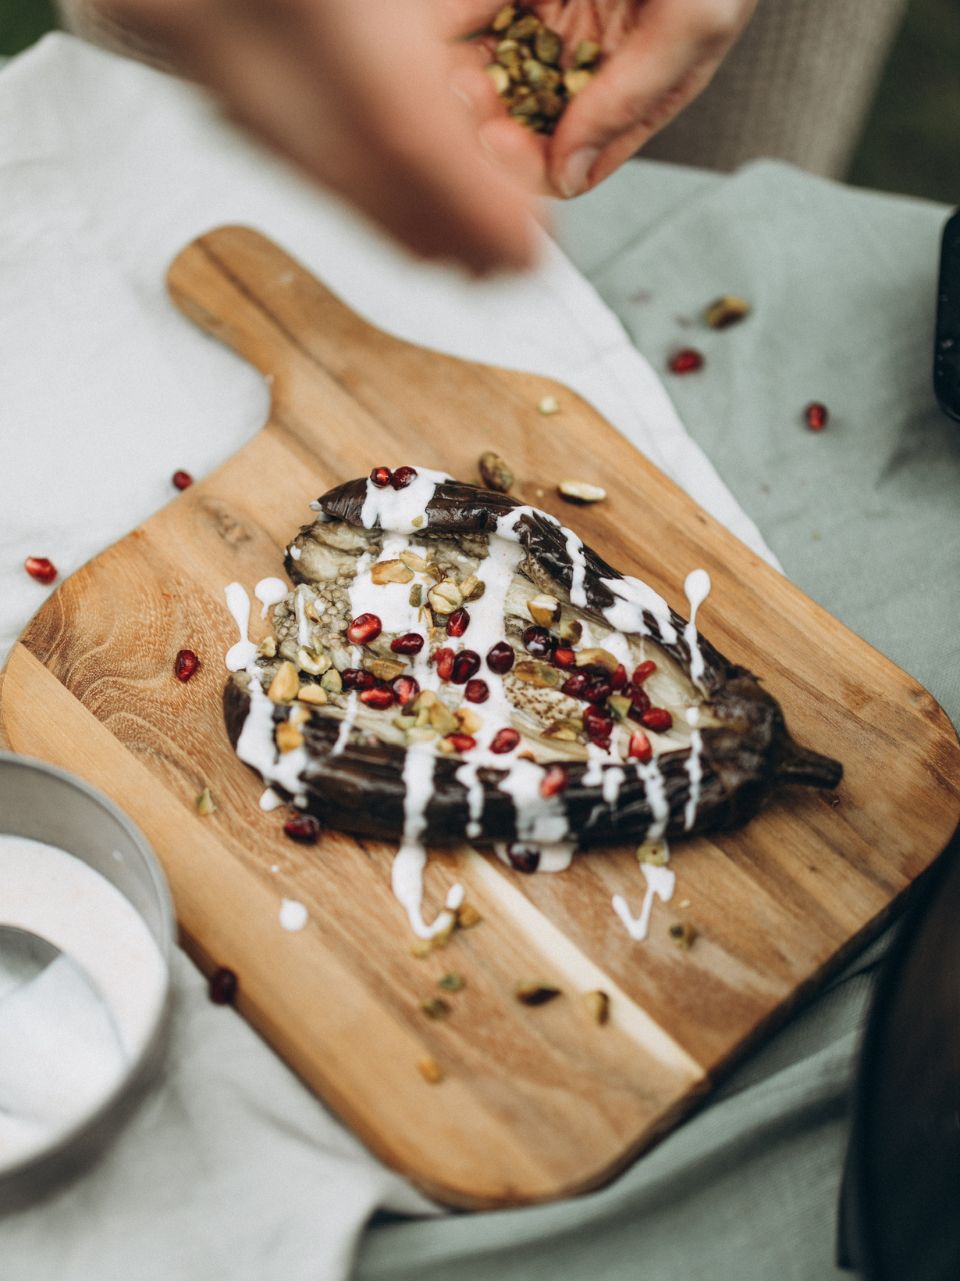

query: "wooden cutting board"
xmin=2 ymin=226 xmax=958 ymax=1209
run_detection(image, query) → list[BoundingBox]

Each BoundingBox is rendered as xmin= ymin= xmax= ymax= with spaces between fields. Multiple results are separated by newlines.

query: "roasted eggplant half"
xmin=224 ymin=467 xmax=841 ymax=848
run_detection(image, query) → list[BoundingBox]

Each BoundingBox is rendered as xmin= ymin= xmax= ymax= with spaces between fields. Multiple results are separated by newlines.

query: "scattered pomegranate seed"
xmin=465 ymin=678 xmax=489 ymax=703
xmin=174 ymin=649 xmax=200 ymax=682
xmin=24 ymin=556 xmax=57 ymax=584
xmin=341 ymin=668 xmax=376 ymax=691
xmin=553 ymin=646 xmax=576 ymax=669
xmin=370 ymin=466 xmax=392 ymax=487
xmin=561 ymin=672 xmax=590 ymax=700
xmin=632 ymin=660 xmax=657 ymax=685
xmin=506 ymin=843 xmax=540 ymax=874
xmin=584 ymin=675 xmax=613 ymax=704
xmin=490 ymin=727 xmax=520 ymax=754
xmin=486 ymin=641 xmax=515 ymax=674
xmin=446 ymin=607 xmax=470 ymax=638
xmin=804 ymin=401 xmax=829 ymax=432
xmin=641 ymin=707 xmax=673 ymax=733
xmin=540 ymin=765 xmax=567 ymax=798
xmin=391 ymin=632 xmax=424 ymax=655
xmin=392 ymin=674 xmax=420 ymax=706
xmin=391 ymin=466 xmax=418 ymax=489
xmin=433 ymin=647 xmax=455 ymax=680
xmin=627 ymin=729 xmax=653 ymax=763
xmin=583 ymin=704 xmax=614 ymax=741
xmin=346 ymin=612 xmax=382 ymax=645
xmin=359 ymin=684 xmax=395 ymax=710
xmin=628 ymin=685 xmax=651 ymax=717
xmin=522 ymin=625 xmax=555 ymax=658
xmin=445 ymin=733 xmax=477 ymax=753
xmin=208 ymin=966 xmax=238 ymax=1006
xmin=451 ymin=650 xmax=481 ymax=685
xmin=172 ymin=469 xmax=194 ymax=491
xmin=283 ymin=813 xmax=321 ymax=844
xmin=668 ymin=348 xmax=704 ymax=375
xmin=611 ymin=664 xmax=627 ymax=691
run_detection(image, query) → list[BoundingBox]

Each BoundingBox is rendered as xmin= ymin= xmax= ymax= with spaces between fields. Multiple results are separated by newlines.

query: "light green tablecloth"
xmin=354 ymin=162 xmax=958 ymax=1281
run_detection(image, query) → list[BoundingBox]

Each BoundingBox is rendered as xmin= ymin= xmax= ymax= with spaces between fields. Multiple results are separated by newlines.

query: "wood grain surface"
xmin=2 ymin=226 xmax=958 ymax=1208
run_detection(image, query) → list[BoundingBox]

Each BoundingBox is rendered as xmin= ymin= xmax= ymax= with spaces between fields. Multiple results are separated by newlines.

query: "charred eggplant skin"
xmin=227 ymin=479 xmax=842 ymax=847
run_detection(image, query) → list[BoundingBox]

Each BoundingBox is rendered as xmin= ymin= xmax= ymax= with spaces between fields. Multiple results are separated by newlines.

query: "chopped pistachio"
xmin=485 ymin=62 xmax=511 ymax=95
xmin=296 ymin=646 xmax=330 ymax=676
xmin=371 ymin=559 xmax=413 ymax=586
xmin=534 ymin=27 xmax=562 ymax=65
xmin=369 ymin=657 xmax=406 ymax=682
xmin=507 ymin=13 xmax=542 ymax=39
xmin=429 ymin=701 xmax=459 ymax=735
xmin=399 ymin=549 xmax=429 ymax=573
xmin=527 ymin=593 xmax=561 ymax=627
xmin=559 ymin=618 xmax=583 ymax=645
xmin=195 ymin=786 xmax=216 ymax=817
xmin=408 ymin=583 xmax=423 ymax=608
xmin=437 ymin=973 xmax=466 ymax=993
xmin=428 ymin=581 xmax=462 ymax=614
xmin=537 ymin=394 xmax=561 ymax=415
xmin=456 ymin=707 xmax=482 ymax=735
xmin=513 ymin=659 xmax=562 ymax=689
xmin=392 ymin=714 xmax=418 ymax=731
xmin=478 ymin=450 xmax=513 ymax=497
xmin=420 ymin=996 xmax=452 ymax=1020
xmin=608 ymin=694 xmax=632 ymax=721
xmin=563 ymin=68 xmax=593 ymax=96
xmin=575 ymin=646 xmax=619 ymax=673
xmin=491 ymin=4 xmax=516 ymax=33
xmin=704 ymin=295 xmax=750 ymax=329
xmin=320 ymin=668 xmax=343 ymax=694
xmin=669 ymin=920 xmax=698 ymax=949
xmin=258 ymin=635 xmax=277 ymax=658
xmin=410 ymin=939 xmax=433 ymax=959
xmin=573 ymin=39 xmax=601 ymax=67
xmin=636 ymin=839 xmax=670 ymax=866
xmin=456 ymin=902 xmax=482 ymax=930
xmin=558 ymin=480 xmax=607 ymax=505
xmin=585 ymin=989 xmax=610 ymax=1025
xmin=411 ymin=515 xmax=425 ymax=529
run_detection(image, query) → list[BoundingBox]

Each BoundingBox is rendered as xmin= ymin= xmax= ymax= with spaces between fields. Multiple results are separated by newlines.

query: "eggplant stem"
xmin=777 ymin=741 xmax=843 ymax=789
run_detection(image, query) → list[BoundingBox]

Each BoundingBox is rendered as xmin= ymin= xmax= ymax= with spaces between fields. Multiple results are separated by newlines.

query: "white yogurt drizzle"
xmin=254 ymin=576 xmax=287 ymax=618
xmin=635 ymin=758 xmax=669 ymax=841
xmin=391 ymin=743 xmax=464 ymax=938
xmin=358 ymin=466 xmax=450 ymax=533
xmin=294 ymin=585 xmax=315 ymax=646
xmin=235 ymin=676 xmax=309 ymax=804
xmin=683 ymin=569 xmax=711 ymax=691
xmin=684 ymin=728 xmax=704 ymax=831
xmin=612 ymin=863 xmax=676 ymax=941
xmin=224 ymin=582 xmax=259 ymax=672
xmin=259 ymin=787 xmax=283 ymax=812
xmin=497 ymin=758 xmax=569 ymax=843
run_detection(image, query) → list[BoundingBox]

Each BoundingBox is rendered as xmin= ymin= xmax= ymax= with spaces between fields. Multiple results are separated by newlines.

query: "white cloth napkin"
xmin=0 ymin=33 xmax=775 ymax=1281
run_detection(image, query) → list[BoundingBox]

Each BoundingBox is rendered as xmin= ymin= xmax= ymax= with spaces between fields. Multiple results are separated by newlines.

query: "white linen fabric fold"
xmin=0 ymin=34 xmax=774 ymax=1281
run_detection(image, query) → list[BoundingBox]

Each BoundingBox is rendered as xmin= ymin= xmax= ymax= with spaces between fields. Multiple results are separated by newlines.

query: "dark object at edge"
xmin=934 ymin=209 xmax=960 ymax=423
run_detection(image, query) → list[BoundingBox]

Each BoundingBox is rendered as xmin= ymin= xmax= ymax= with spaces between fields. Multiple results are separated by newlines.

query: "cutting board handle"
xmin=166 ymin=225 xmax=395 ymax=393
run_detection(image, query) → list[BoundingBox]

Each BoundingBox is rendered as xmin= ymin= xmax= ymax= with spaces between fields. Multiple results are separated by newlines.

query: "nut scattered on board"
xmin=438 ymin=973 xmax=466 ymax=992
xmin=417 ymin=1056 xmax=444 ymax=1084
xmin=537 ymin=394 xmax=561 ymax=415
xmin=557 ymin=480 xmax=606 ymax=505
xmin=195 ymin=786 xmax=216 ymax=817
xmin=669 ymin=920 xmax=699 ymax=949
xmin=584 ymin=990 xmax=610 ymax=1025
xmin=478 ymin=450 xmax=514 ymax=494
xmin=420 ymin=996 xmax=452 ymax=1020
xmin=456 ymin=902 xmax=483 ymax=930
xmin=515 ymin=981 xmax=562 ymax=1006
xmin=704 ymin=295 xmax=750 ymax=329
xmin=636 ymin=839 xmax=670 ymax=866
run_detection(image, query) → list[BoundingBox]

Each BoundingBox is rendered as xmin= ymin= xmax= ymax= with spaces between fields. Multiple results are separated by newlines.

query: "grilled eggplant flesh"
xmin=224 ymin=474 xmax=841 ymax=846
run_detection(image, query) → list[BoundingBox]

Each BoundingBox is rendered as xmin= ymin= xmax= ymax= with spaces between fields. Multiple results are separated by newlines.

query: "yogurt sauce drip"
xmin=359 ymin=466 xmax=450 ymax=533
xmin=684 ymin=728 xmax=704 ymax=831
xmin=392 ymin=743 xmax=464 ymax=938
xmin=612 ymin=863 xmax=676 ymax=941
xmin=224 ymin=581 xmax=259 ymax=672
xmin=279 ymin=898 xmax=308 ymax=931
xmin=683 ymin=569 xmax=711 ymax=691
xmin=254 ymin=576 xmax=287 ymax=618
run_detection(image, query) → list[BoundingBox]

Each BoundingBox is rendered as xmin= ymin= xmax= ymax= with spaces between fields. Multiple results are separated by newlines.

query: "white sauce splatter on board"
xmin=612 ymin=864 xmax=676 ymax=941
xmin=683 ymin=569 xmax=711 ymax=691
xmin=224 ymin=582 xmax=259 ymax=672
xmin=254 ymin=577 xmax=287 ymax=618
xmin=279 ymin=898 xmax=308 ymax=931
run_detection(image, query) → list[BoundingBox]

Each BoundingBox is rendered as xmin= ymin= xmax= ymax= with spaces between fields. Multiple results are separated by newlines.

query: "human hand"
xmin=446 ymin=0 xmax=759 ymax=197
xmin=96 ymin=0 xmax=544 ymax=273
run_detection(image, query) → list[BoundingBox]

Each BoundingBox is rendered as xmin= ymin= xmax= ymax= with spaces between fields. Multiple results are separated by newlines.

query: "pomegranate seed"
xmin=804 ymin=401 xmax=829 ymax=432
xmin=591 ymin=735 xmax=611 ymax=751
xmin=490 ymin=727 xmax=520 ymax=754
xmin=341 ymin=668 xmax=376 ymax=691
xmin=669 ymin=347 xmax=704 ymax=375
xmin=24 ymin=556 xmax=57 ymax=584
xmin=392 ymin=674 xmax=420 ymax=706
xmin=553 ymin=646 xmax=576 ymax=669
xmin=391 ymin=466 xmax=418 ymax=490
xmin=627 ymin=730 xmax=653 ymax=763
xmin=628 ymin=685 xmax=651 ymax=717
xmin=370 ymin=466 xmax=392 ymax=487
xmin=506 ymin=843 xmax=540 ymax=874
xmin=465 ymin=678 xmax=489 ymax=703
xmin=445 ymin=733 xmax=476 ymax=753
xmin=346 ymin=612 xmax=382 ymax=645
xmin=359 ymin=684 xmax=395 ymax=710
xmin=433 ymin=647 xmax=455 ymax=680
xmin=611 ymin=664 xmax=627 ymax=691
xmin=584 ymin=675 xmax=612 ymax=704
xmin=391 ymin=632 xmax=424 ymax=655
xmin=174 ymin=649 xmax=200 ymax=682
xmin=522 ymin=625 xmax=555 ymax=659
xmin=540 ymin=765 xmax=567 ymax=798
xmin=451 ymin=650 xmax=481 ymax=684
xmin=283 ymin=813 xmax=321 ymax=844
xmin=641 ymin=707 xmax=673 ymax=733
xmin=583 ymin=705 xmax=613 ymax=741
xmin=632 ymin=660 xmax=657 ymax=685
xmin=446 ymin=607 xmax=470 ymax=637
xmin=208 ymin=966 xmax=238 ymax=1005
xmin=486 ymin=641 xmax=515 ymax=674
xmin=172 ymin=469 xmax=193 ymax=491
xmin=562 ymin=671 xmax=591 ymax=700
